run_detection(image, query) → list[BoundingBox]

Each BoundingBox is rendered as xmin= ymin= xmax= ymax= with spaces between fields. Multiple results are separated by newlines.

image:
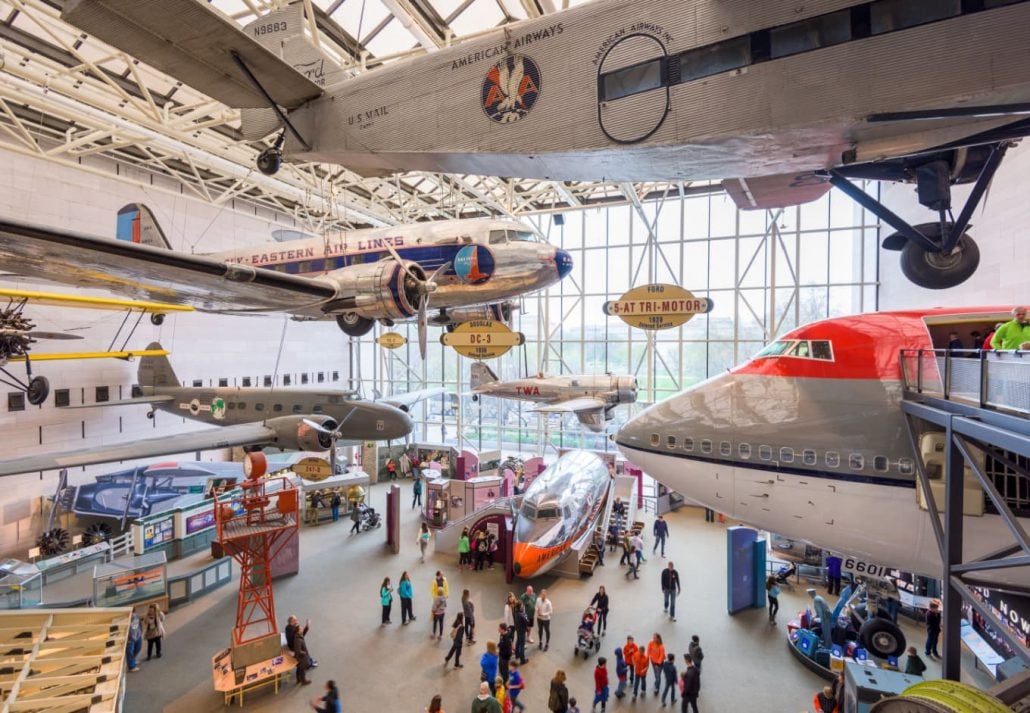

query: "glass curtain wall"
xmin=351 ymin=185 xmax=879 ymax=457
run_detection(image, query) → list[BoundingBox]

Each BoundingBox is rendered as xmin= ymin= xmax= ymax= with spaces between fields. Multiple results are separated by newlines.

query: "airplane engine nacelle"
xmin=616 ymin=376 xmax=638 ymax=405
xmin=267 ymin=415 xmax=339 ymax=451
xmin=319 ymin=260 xmax=426 ymax=321
xmin=433 ymin=301 xmax=515 ymax=327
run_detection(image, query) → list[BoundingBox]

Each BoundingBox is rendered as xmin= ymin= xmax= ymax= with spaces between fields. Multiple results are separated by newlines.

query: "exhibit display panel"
xmin=93 ymin=551 xmax=168 ymax=608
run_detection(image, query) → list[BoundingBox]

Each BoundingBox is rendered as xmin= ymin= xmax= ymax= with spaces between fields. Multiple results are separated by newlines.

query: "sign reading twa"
xmin=603 ymin=284 xmax=712 ymax=330
xmin=441 ymin=319 xmax=525 ymax=359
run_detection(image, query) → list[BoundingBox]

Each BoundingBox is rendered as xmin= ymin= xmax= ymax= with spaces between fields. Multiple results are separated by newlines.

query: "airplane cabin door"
xmin=597 ymin=34 xmax=669 ymax=145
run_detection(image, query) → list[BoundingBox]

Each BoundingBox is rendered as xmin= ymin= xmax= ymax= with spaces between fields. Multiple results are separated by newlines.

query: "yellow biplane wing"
xmin=7 ymin=348 xmax=169 ymax=363
xmin=0 ymin=288 xmax=193 ymax=314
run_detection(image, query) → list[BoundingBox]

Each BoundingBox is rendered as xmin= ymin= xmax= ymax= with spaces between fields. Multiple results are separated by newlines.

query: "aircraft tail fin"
xmin=138 ymin=343 xmax=179 ymax=389
xmin=116 ymin=204 xmax=172 ymax=249
xmin=470 ymin=362 xmax=499 ymax=391
xmin=239 ymin=4 xmax=346 ymax=140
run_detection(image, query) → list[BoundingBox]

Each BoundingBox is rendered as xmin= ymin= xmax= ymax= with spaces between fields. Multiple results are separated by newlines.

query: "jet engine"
xmin=432 ymin=301 xmax=515 ymax=329
xmin=615 ymin=376 xmax=638 ymax=405
xmin=266 ymin=415 xmax=339 ymax=451
xmin=318 ymin=260 xmax=427 ymax=326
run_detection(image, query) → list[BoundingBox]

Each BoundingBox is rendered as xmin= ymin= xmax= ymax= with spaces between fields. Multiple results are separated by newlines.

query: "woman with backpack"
xmin=444 ymin=612 xmax=465 ymax=668
xmin=417 ymin=523 xmax=431 ymax=563
xmin=547 ymin=668 xmax=569 ymax=713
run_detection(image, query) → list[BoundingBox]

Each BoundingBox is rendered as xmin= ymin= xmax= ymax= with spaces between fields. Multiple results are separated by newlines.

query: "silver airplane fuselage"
xmin=615 ymin=308 xmax=1030 ymax=588
xmin=141 ymin=384 xmax=412 ymax=442
xmin=474 ymin=374 xmax=637 ymax=407
xmin=205 ymin=218 xmax=572 ymax=320
xmin=284 ymin=0 xmax=1030 ymax=182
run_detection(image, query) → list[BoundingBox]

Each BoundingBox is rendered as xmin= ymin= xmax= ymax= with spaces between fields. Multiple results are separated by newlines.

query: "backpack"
xmin=548 ymin=685 xmax=559 ymax=711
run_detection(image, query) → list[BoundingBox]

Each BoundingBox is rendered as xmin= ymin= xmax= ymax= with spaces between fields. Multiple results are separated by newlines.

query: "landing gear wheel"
xmin=858 ymin=617 xmax=906 ymax=659
xmin=336 ymin=313 xmax=375 ymax=337
xmin=27 ymin=376 xmax=49 ymax=405
xmin=899 ymin=224 xmax=979 ymax=290
xmin=150 ymin=313 xmax=165 ymax=326
xmin=256 ymin=147 xmax=282 ymax=176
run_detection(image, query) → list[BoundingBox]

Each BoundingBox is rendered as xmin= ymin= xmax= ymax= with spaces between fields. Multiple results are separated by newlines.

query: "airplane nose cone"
xmin=554 ymin=249 xmax=574 ymax=279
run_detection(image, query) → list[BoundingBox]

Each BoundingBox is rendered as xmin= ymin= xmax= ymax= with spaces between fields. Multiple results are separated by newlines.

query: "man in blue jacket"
xmin=652 ymin=515 xmax=670 ymax=558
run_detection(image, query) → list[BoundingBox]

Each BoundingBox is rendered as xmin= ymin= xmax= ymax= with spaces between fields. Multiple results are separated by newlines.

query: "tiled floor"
xmin=125 ymin=483 xmax=979 ymax=712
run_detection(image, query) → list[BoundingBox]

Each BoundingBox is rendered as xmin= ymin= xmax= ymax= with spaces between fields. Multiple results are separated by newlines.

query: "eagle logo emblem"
xmin=482 ymin=55 xmax=541 ymax=124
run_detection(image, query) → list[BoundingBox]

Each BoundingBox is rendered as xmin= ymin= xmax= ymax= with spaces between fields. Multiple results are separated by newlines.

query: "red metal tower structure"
xmin=214 ymin=454 xmax=298 ymax=645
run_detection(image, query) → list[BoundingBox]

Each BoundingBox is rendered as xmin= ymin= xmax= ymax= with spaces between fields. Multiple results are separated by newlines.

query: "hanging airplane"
xmin=58 ymin=0 xmax=1030 ymax=290
xmin=0 ymin=287 xmax=191 ymax=405
xmin=614 ymin=307 xmax=1030 ymax=591
xmin=0 ymin=205 xmax=572 ymax=359
xmin=0 ymin=345 xmax=414 ymax=478
xmin=470 ymin=362 xmax=637 ymax=432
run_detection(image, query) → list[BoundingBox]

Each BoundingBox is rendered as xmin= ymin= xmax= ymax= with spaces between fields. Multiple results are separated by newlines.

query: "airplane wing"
xmin=380 ymin=387 xmax=449 ymax=412
xmin=0 ymin=288 xmax=194 ymax=314
xmin=62 ymin=0 xmax=323 ymax=109
xmin=0 ymin=422 xmax=277 ymax=477
xmin=722 ymin=173 xmax=832 ymax=211
xmin=67 ymin=395 xmax=176 ymax=409
xmin=0 ymin=219 xmax=336 ymax=314
xmin=7 ymin=349 xmax=171 ymax=363
xmin=531 ymin=397 xmax=607 ymax=414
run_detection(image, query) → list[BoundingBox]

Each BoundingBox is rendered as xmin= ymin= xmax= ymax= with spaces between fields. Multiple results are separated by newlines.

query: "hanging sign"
xmin=293 ymin=457 xmax=333 ymax=482
xmin=603 ymin=284 xmax=712 ymax=330
xmin=377 ymin=332 xmax=407 ymax=349
xmin=441 ymin=319 xmax=525 ymax=359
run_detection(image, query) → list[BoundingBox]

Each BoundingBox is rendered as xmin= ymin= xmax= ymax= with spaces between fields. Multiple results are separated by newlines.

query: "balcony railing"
xmin=900 ymin=349 xmax=1030 ymax=415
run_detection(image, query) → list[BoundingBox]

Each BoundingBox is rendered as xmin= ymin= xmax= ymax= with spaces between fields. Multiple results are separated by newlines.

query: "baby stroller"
xmin=357 ymin=502 xmax=382 ymax=531
xmin=774 ymin=562 xmax=797 ymax=590
xmin=574 ymin=606 xmax=601 ymax=658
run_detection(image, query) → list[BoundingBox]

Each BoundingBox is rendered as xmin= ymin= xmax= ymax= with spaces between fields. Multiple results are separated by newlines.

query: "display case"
xmin=93 ymin=551 xmax=168 ymax=609
xmin=425 ymin=477 xmax=451 ymax=528
xmin=0 ymin=560 xmax=42 ymax=609
xmin=464 ymin=476 xmax=503 ymax=517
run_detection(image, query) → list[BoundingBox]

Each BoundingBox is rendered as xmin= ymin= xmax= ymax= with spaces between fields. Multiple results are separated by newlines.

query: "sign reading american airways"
xmin=441 ymin=320 xmax=525 ymax=359
xmin=603 ymin=284 xmax=712 ymax=331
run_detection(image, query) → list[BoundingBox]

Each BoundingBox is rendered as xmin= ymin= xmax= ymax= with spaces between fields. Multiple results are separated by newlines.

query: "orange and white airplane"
xmin=512 ymin=450 xmax=612 ymax=578
xmin=615 ymin=307 xmax=1030 ymax=589
xmin=0 ymin=287 xmax=186 ymax=404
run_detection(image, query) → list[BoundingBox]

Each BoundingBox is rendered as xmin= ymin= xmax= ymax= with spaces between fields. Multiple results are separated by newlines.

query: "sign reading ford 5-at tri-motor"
xmin=441 ymin=320 xmax=525 ymax=359
xmin=603 ymin=284 xmax=712 ymax=330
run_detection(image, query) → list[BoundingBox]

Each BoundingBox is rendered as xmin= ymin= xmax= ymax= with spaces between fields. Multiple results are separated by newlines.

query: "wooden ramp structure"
xmin=0 ymin=608 xmax=131 ymax=712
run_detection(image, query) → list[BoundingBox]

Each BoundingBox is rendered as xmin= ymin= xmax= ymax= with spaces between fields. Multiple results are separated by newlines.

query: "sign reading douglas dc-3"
xmin=441 ymin=320 xmax=525 ymax=359
xmin=603 ymin=284 xmax=712 ymax=330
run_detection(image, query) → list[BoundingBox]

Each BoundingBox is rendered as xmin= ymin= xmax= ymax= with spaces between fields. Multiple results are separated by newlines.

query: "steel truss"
xmin=901 ymin=389 xmax=1030 ymax=680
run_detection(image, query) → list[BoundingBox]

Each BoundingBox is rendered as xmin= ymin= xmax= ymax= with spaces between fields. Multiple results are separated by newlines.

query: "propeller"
xmin=379 ymin=241 xmax=449 ymax=359
xmin=303 ymin=406 xmax=360 ymax=472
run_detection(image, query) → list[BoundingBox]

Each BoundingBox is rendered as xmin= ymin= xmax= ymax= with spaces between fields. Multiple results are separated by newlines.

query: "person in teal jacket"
xmin=398 ymin=572 xmax=415 ymax=625
xmin=380 ymin=577 xmax=393 ymax=625
xmin=991 ymin=307 xmax=1030 ymax=349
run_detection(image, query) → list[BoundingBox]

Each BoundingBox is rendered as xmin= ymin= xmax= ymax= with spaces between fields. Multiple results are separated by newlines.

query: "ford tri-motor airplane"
xmin=0 ymin=346 xmax=414 ymax=477
xmin=470 ymin=362 xmax=637 ymax=432
xmin=0 ymin=204 xmax=572 ymax=358
xmin=615 ymin=307 xmax=1030 ymax=591
xmin=60 ymin=0 xmax=1030 ymax=290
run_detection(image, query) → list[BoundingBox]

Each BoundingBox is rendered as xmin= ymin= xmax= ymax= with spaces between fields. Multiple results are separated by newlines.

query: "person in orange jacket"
xmin=645 ymin=633 xmax=666 ymax=696
xmin=632 ymin=645 xmax=650 ymax=700
xmin=814 ymin=685 xmax=839 ymax=713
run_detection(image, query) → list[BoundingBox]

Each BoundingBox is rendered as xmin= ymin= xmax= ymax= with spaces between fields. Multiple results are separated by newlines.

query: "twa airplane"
xmin=470 ymin=362 xmax=637 ymax=432
xmin=0 ymin=204 xmax=572 ymax=358
xmin=61 ymin=0 xmax=1030 ymax=289
xmin=513 ymin=450 xmax=612 ymax=578
xmin=615 ymin=307 xmax=1030 ymax=589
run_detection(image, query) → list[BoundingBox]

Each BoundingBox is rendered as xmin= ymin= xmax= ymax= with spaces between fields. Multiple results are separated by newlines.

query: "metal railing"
xmin=900 ymin=349 xmax=1030 ymax=415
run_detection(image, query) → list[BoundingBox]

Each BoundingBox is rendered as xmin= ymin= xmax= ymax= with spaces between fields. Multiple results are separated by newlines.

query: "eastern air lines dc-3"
xmin=615 ymin=307 xmax=1030 ymax=591
xmin=0 ymin=204 xmax=572 ymax=358
xmin=60 ymin=0 xmax=1030 ymax=290
xmin=0 ymin=346 xmax=416 ymax=478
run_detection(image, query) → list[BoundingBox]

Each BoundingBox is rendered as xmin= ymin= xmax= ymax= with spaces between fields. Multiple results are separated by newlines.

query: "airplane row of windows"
xmin=649 ymin=432 xmax=915 ymax=475
xmin=600 ymin=0 xmax=1024 ymax=102
xmin=4 ymin=371 xmax=344 ymax=412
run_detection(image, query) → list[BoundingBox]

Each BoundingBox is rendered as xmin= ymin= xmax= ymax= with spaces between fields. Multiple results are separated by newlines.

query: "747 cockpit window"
xmin=755 ymin=339 xmax=833 ymax=361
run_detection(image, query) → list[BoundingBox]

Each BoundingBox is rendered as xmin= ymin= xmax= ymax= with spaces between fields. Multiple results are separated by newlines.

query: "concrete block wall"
xmin=878 ymin=141 xmax=1030 ymax=310
xmin=0 ymin=146 xmax=351 ymax=556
